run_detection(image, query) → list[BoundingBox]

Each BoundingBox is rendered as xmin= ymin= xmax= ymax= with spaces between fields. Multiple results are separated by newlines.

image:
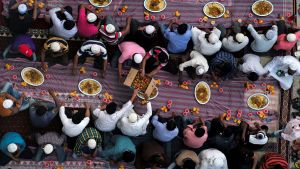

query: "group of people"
xmin=0 ymin=1 xmax=299 ymax=169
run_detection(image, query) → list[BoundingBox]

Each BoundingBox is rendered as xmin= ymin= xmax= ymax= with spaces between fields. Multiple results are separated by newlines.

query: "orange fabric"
xmin=0 ymin=97 xmax=12 ymax=117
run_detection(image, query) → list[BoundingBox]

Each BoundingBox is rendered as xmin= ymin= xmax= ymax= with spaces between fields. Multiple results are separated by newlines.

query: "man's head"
xmin=182 ymin=159 xmax=196 ymax=169
xmin=133 ymin=53 xmax=143 ymax=64
xmin=177 ymin=24 xmax=188 ymax=35
xmin=265 ymin=29 xmax=275 ymax=40
xmin=3 ymin=99 xmax=13 ymax=109
xmin=287 ymin=33 xmax=296 ymax=42
xmin=87 ymin=139 xmax=97 ymax=149
xmin=211 ymin=117 xmax=226 ymax=134
xmin=158 ymin=51 xmax=168 ymax=64
xmin=247 ymin=72 xmax=259 ymax=82
xmin=105 ymin=102 xmax=117 ymax=115
xmin=18 ymin=4 xmax=27 ymax=16
xmin=18 ymin=44 xmax=33 ymax=58
xmin=91 ymin=45 xmax=101 ymax=55
xmin=63 ymin=20 xmax=76 ymax=30
xmin=128 ymin=112 xmax=138 ymax=123
xmin=7 ymin=143 xmax=18 ymax=154
xmin=235 ymin=33 xmax=245 ymax=43
xmin=208 ymin=33 xmax=219 ymax=44
xmin=87 ymin=13 xmax=97 ymax=24
xmin=288 ymin=64 xmax=297 ymax=75
xmin=166 ymin=119 xmax=177 ymax=131
xmin=105 ymin=24 xmax=116 ymax=34
xmin=195 ymin=127 xmax=205 ymax=138
xmin=122 ymin=151 xmax=135 ymax=163
xmin=50 ymin=42 xmax=61 ymax=53
xmin=145 ymin=25 xmax=156 ymax=35
xmin=36 ymin=105 xmax=47 ymax=116
xmin=214 ymin=62 xmax=232 ymax=78
xmin=261 ymin=125 xmax=269 ymax=133
xmin=150 ymin=154 xmax=164 ymax=165
xmin=43 ymin=144 xmax=54 ymax=155
xmin=273 ymin=164 xmax=284 ymax=169
xmin=71 ymin=111 xmax=84 ymax=124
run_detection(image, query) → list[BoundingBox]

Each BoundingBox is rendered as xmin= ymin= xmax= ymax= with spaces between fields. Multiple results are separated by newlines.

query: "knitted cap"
xmin=287 ymin=33 xmax=296 ymax=42
xmin=145 ymin=25 xmax=155 ymax=35
xmin=236 ymin=33 xmax=245 ymax=43
xmin=91 ymin=45 xmax=101 ymax=54
xmin=7 ymin=143 xmax=17 ymax=153
xmin=43 ymin=144 xmax=54 ymax=154
xmin=18 ymin=4 xmax=27 ymax=15
xmin=50 ymin=42 xmax=61 ymax=52
xmin=133 ymin=53 xmax=143 ymax=64
xmin=87 ymin=139 xmax=97 ymax=149
xmin=3 ymin=99 xmax=13 ymax=109
xmin=87 ymin=13 xmax=97 ymax=23
xmin=106 ymin=24 xmax=115 ymax=34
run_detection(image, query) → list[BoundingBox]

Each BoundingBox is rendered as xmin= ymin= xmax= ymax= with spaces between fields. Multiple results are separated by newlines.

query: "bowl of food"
xmin=89 ymin=0 xmax=112 ymax=8
xmin=78 ymin=78 xmax=102 ymax=96
xmin=144 ymin=0 xmax=167 ymax=13
xmin=252 ymin=0 xmax=273 ymax=17
xmin=203 ymin=2 xmax=225 ymax=19
xmin=137 ymin=87 xmax=158 ymax=100
xmin=21 ymin=67 xmax=44 ymax=86
xmin=195 ymin=81 xmax=211 ymax=104
xmin=247 ymin=93 xmax=269 ymax=110
xmin=131 ymin=73 xmax=152 ymax=93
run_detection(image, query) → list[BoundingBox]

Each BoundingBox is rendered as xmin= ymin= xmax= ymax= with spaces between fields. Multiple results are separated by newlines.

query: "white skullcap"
xmin=7 ymin=143 xmax=17 ymax=153
xmin=133 ymin=53 xmax=143 ymax=64
xmin=208 ymin=33 xmax=219 ymax=44
xmin=91 ymin=45 xmax=101 ymax=54
xmin=87 ymin=139 xmax=97 ymax=149
xmin=266 ymin=30 xmax=275 ymax=40
xmin=43 ymin=144 xmax=54 ymax=155
xmin=145 ymin=25 xmax=155 ymax=35
xmin=196 ymin=65 xmax=205 ymax=75
xmin=106 ymin=24 xmax=115 ymax=34
xmin=213 ymin=158 xmax=224 ymax=167
xmin=18 ymin=4 xmax=27 ymax=15
xmin=287 ymin=33 xmax=296 ymax=42
xmin=3 ymin=99 xmax=13 ymax=109
xmin=50 ymin=42 xmax=61 ymax=52
xmin=128 ymin=112 xmax=138 ymax=123
xmin=235 ymin=33 xmax=245 ymax=43
xmin=87 ymin=13 xmax=97 ymax=23
xmin=290 ymin=64 xmax=298 ymax=71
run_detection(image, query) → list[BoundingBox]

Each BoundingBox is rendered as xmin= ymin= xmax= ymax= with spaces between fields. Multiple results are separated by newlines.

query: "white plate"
xmin=21 ymin=67 xmax=44 ymax=86
xmin=78 ymin=78 xmax=102 ymax=96
xmin=251 ymin=0 xmax=273 ymax=17
xmin=203 ymin=2 xmax=225 ymax=19
xmin=89 ymin=0 xmax=112 ymax=8
xmin=194 ymin=81 xmax=211 ymax=104
xmin=137 ymin=87 xmax=158 ymax=100
xmin=247 ymin=93 xmax=270 ymax=110
xmin=144 ymin=0 xmax=167 ymax=13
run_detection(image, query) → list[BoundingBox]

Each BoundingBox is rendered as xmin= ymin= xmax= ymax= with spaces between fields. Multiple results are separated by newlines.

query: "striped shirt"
xmin=99 ymin=25 xmax=122 ymax=45
xmin=73 ymin=127 xmax=102 ymax=156
xmin=44 ymin=37 xmax=69 ymax=53
xmin=77 ymin=40 xmax=108 ymax=60
xmin=260 ymin=152 xmax=288 ymax=169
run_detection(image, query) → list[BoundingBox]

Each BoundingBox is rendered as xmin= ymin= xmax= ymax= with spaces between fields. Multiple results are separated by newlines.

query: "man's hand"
xmin=84 ymin=102 xmax=91 ymax=109
xmin=48 ymin=89 xmax=56 ymax=96
xmin=41 ymin=63 xmax=48 ymax=72
xmin=178 ymin=77 xmax=183 ymax=85
xmin=101 ymin=71 xmax=106 ymax=79
xmin=142 ymin=93 xmax=149 ymax=101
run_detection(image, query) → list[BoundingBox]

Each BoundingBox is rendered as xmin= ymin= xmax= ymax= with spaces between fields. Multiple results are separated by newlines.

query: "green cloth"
xmin=73 ymin=127 xmax=101 ymax=156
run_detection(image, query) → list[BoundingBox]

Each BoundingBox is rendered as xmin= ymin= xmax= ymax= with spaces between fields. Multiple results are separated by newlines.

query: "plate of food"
xmin=144 ymin=0 xmax=167 ymax=13
xmin=137 ymin=87 xmax=158 ymax=100
xmin=89 ymin=0 xmax=112 ymax=8
xmin=21 ymin=67 xmax=44 ymax=86
xmin=131 ymin=73 xmax=152 ymax=92
xmin=78 ymin=78 xmax=102 ymax=96
xmin=195 ymin=81 xmax=211 ymax=104
xmin=203 ymin=2 xmax=225 ymax=19
xmin=247 ymin=93 xmax=269 ymax=110
xmin=252 ymin=0 xmax=273 ymax=17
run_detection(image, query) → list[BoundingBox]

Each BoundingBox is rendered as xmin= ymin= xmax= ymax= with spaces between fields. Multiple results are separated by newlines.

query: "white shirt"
xmin=93 ymin=101 xmax=133 ymax=132
xmin=59 ymin=106 xmax=90 ymax=137
xmin=192 ymin=27 xmax=222 ymax=56
xmin=222 ymin=36 xmax=249 ymax=52
xmin=179 ymin=50 xmax=209 ymax=73
xmin=239 ymin=54 xmax=268 ymax=76
xmin=264 ymin=55 xmax=300 ymax=90
xmin=198 ymin=148 xmax=228 ymax=169
xmin=49 ymin=7 xmax=78 ymax=40
xmin=117 ymin=102 xmax=152 ymax=137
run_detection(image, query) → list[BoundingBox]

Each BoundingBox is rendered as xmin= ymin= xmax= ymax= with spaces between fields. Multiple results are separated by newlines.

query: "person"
xmin=141 ymin=46 xmax=169 ymax=77
xmin=208 ymin=114 xmax=227 ymax=137
xmin=247 ymin=24 xmax=278 ymax=53
xmin=228 ymin=147 xmax=258 ymax=169
xmin=160 ymin=19 xmax=192 ymax=53
xmin=29 ymin=89 xmax=61 ymax=128
xmin=264 ymin=55 xmax=300 ymax=90
xmin=192 ymin=26 xmax=222 ymax=56
xmin=0 ymin=82 xmax=29 ymax=117
xmin=99 ymin=16 xmax=131 ymax=45
xmin=7 ymin=0 xmax=38 ymax=35
xmin=92 ymin=89 xmax=139 ymax=132
xmin=117 ymin=92 xmax=152 ymax=137
xmin=77 ymin=4 xmax=100 ymax=38
xmin=2 ymin=34 xmax=36 ymax=61
xmin=239 ymin=54 xmax=268 ymax=81
xmin=59 ymin=102 xmax=90 ymax=137
xmin=259 ymin=152 xmax=288 ymax=169
xmin=72 ymin=40 xmax=108 ymax=77
xmin=117 ymin=41 xmax=146 ymax=81
xmin=222 ymin=33 xmax=249 ymax=52
xmin=0 ymin=132 xmax=32 ymax=166
xmin=241 ymin=121 xmax=269 ymax=150
xmin=167 ymin=150 xmax=199 ymax=169
xmin=134 ymin=140 xmax=169 ymax=169
xmin=40 ymin=37 xmax=69 ymax=71
xmin=272 ymin=116 xmax=300 ymax=142
xmin=45 ymin=7 xmax=78 ymax=39
xmin=209 ymin=50 xmax=237 ymax=82
xmin=72 ymin=127 xmax=101 ymax=159
xmin=178 ymin=50 xmax=209 ymax=84
xmin=34 ymin=132 xmax=66 ymax=163
xmin=197 ymin=148 xmax=228 ymax=169
xmin=100 ymin=135 xmax=136 ymax=163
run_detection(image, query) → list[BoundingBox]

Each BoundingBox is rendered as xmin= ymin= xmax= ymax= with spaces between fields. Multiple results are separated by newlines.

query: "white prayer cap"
xmin=236 ymin=33 xmax=245 ymax=43
xmin=7 ymin=143 xmax=17 ymax=153
xmin=213 ymin=158 xmax=224 ymax=167
xmin=43 ymin=144 xmax=54 ymax=154
xmin=50 ymin=42 xmax=61 ymax=52
xmin=106 ymin=24 xmax=115 ymax=34
xmin=128 ymin=112 xmax=138 ymax=123
xmin=145 ymin=25 xmax=155 ymax=35
xmin=91 ymin=45 xmax=101 ymax=54
xmin=287 ymin=33 xmax=296 ymax=42
xmin=87 ymin=13 xmax=97 ymax=23
xmin=87 ymin=139 xmax=97 ymax=149
xmin=18 ymin=4 xmax=27 ymax=15
xmin=290 ymin=64 xmax=298 ymax=71
xmin=3 ymin=99 xmax=13 ymax=109
xmin=208 ymin=33 xmax=219 ymax=44
xmin=133 ymin=53 xmax=143 ymax=64
xmin=196 ymin=65 xmax=205 ymax=75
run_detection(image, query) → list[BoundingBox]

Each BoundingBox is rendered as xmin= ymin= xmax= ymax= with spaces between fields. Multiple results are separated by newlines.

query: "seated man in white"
xmin=239 ymin=54 xmax=268 ymax=81
xmin=222 ymin=33 xmax=249 ymax=52
xmin=264 ymin=55 xmax=300 ymax=90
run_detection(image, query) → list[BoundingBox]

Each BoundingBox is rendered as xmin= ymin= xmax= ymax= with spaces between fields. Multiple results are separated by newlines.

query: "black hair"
xmin=63 ymin=20 xmax=76 ymax=30
xmin=72 ymin=111 xmax=84 ymax=124
xmin=261 ymin=125 xmax=269 ymax=132
xmin=210 ymin=117 xmax=226 ymax=135
xmin=273 ymin=164 xmax=284 ymax=169
xmin=247 ymin=72 xmax=259 ymax=82
xmin=195 ymin=127 xmax=205 ymax=137
xmin=177 ymin=24 xmax=188 ymax=35
xmin=36 ymin=105 xmax=47 ymax=116
xmin=122 ymin=151 xmax=135 ymax=163
xmin=182 ymin=159 xmax=196 ymax=169
xmin=166 ymin=119 xmax=177 ymax=131
xmin=214 ymin=62 xmax=232 ymax=77
xmin=106 ymin=102 xmax=117 ymax=115
xmin=223 ymin=127 xmax=233 ymax=138
xmin=158 ymin=51 xmax=168 ymax=64
xmin=149 ymin=154 xmax=164 ymax=164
